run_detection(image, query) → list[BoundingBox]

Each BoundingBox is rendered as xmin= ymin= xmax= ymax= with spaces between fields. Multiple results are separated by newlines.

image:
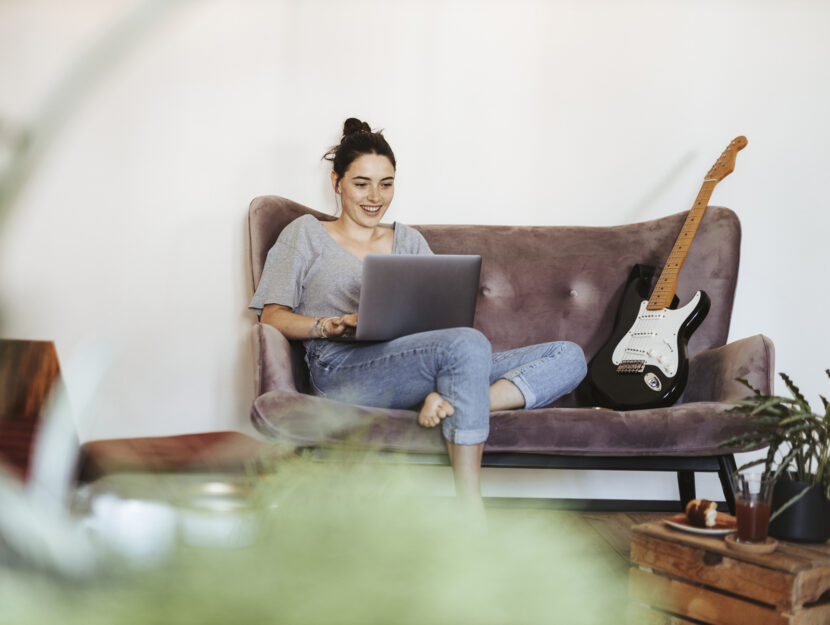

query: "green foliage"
xmin=720 ymin=370 xmax=830 ymax=508
xmin=0 ymin=450 xmax=626 ymax=624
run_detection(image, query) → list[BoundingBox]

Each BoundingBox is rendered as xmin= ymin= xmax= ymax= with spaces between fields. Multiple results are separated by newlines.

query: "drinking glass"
xmin=733 ymin=472 xmax=774 ymax=543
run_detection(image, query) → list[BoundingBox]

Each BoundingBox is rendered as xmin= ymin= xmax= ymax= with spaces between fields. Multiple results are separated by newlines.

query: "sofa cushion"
xmin=414 ymin=211 xmax=740 ymax=408
xmin=252 ymin=391 xmax=750 ymax=457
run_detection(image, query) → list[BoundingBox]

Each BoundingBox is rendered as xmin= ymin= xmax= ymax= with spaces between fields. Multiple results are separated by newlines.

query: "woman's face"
xmin=332 ymin=153 xmax=395 ymax=229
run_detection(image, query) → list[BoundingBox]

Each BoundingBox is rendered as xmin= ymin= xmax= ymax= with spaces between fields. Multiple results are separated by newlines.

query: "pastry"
xmin=685 ymin=498 xmax=718 ymax=528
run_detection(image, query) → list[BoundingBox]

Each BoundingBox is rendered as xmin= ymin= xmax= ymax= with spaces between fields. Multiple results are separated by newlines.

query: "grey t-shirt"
xmin=249 ymin=214 xmax=433 ymax=322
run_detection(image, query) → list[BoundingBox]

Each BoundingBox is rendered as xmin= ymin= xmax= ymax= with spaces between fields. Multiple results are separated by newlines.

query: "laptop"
xmin=349 ymin=254 xmax=482 ymax=341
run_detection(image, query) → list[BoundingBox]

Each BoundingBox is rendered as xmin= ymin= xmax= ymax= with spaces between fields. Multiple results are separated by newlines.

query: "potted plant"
xmin=720 ymin=369 xmax=830 ymax=542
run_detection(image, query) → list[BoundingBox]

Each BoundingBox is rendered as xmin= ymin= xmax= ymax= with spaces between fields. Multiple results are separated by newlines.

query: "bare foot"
xmin=418 ymin=392 xmax=455 ymax=427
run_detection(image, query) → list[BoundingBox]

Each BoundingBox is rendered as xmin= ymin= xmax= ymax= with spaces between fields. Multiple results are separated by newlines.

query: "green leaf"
xmin=734 ymin=457 xmax=768 ymax=473
xmin=717 ymin=433 xmax=776 ymax=449
xmin=736 ymin=377 xmax=761 ymax=395
xmin=765 ymin=444 xmax=780 ymax=473
xmin=769 ymin=483 xmax=814 ymax=522
xmin=770 ymin=447 xmax=802 ymax=481
xmin=780 ymin=372 xmax=813 ymax=413
xmin=748 ymin=402 xmax=795 ymax=418
xmin=779 ymin=422 xmax=819 ymax=436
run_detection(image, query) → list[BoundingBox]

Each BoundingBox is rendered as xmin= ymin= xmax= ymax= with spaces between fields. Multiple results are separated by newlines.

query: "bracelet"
xmin=310 ymin=317 xmax=323 ymax=339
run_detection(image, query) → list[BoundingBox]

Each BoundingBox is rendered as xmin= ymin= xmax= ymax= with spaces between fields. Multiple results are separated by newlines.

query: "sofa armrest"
xmin=252 ymin=322 xmax=299 ymax=395
xmin=681 ymin=334 xmax=775 ymax=404
xmin=251 ymin=390 xmax=444 ymax=452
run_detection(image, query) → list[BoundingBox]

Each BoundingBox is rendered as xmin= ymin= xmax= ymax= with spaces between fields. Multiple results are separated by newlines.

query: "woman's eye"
xmin=354 ymin=183 xmax=366 ymax=187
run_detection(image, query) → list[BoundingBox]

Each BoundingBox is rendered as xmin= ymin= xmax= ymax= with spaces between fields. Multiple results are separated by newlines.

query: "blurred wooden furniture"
xmin=0 ymin=339 xmax=61 ymax=480
xmin=78 ymin=431 xmax=283 ymax=482
xmin=0 ymin=339 xmax=278 ymax=483
xmin=628 ymin=520 xmax=830 ymax=624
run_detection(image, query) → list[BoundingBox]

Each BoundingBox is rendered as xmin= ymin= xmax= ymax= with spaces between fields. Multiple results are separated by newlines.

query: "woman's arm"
xmin=261 ymin=304 xmax=357 ymax=340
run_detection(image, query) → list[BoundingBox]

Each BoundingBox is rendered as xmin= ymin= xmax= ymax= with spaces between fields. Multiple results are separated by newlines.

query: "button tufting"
xmin=569 ymin=289 xmax=578 ymax=298
xmin=480 ymin=286 xmax=492 ymax=296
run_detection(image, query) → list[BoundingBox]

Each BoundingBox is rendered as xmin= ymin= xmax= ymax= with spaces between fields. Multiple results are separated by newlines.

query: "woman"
xmin=250 ymin=118 xmax=587 ymax=512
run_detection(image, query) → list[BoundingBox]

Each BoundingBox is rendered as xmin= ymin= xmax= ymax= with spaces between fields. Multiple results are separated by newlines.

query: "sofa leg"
xmin=717 ymin=455 xmax=738 ymax=515
xmin=676 ymin=471 xmax=696 ymax=511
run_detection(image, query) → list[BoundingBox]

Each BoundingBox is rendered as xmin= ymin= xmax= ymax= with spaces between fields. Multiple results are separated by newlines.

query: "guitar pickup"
xmin=617 ymin=360 xmax=645 ymax=374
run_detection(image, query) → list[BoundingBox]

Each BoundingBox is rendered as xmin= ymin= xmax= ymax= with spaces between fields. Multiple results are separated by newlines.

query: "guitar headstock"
xmin=705 ymin=136 xmax=748 ymax=182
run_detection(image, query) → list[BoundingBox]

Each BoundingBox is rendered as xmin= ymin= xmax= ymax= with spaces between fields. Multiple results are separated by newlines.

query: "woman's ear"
xmin=330 ymin=170 xmax=340 ymax=194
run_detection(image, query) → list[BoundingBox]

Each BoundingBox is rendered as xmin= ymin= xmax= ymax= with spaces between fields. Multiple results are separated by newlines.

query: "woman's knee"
xmin=447 ymin=327 xmax=491 ymax=361
xmin=562 ymin=340 xmax=586 ymax=363
xmin=559 ymin=341 xmax=588 ymax=381
xmin=431 ymin=327 xmax=492 ymax=373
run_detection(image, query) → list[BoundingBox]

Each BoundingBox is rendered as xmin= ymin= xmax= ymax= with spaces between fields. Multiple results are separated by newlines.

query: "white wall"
xmin=2 ymin=0 xmax=828 ymax=500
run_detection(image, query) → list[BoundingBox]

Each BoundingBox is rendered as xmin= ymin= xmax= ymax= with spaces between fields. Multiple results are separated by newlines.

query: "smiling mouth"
xmin=361 ymin=205 xmax=382 ymax=214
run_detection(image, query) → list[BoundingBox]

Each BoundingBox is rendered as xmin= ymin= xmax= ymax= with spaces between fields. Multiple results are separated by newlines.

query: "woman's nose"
xmin=367 ymin=185 xmax=381 ymax=201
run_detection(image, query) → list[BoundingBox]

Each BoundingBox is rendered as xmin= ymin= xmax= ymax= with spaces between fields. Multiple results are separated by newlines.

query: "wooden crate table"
xmin=628 ymin=520 xmax=830 ymax=625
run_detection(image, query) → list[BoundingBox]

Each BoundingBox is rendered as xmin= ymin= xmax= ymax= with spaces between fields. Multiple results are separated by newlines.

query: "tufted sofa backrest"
xmin=248 ymin=196 xmax=741 ymax=406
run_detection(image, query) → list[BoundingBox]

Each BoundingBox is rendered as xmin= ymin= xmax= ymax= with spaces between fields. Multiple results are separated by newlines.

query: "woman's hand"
xmin=261 ymin=305 xmax=357 ymax=341
xmin=322 ymin=314 xmax=358 ymax=338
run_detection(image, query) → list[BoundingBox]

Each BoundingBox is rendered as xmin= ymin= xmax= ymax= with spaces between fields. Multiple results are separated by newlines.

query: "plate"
xmin=663 ymin=512 xmax=737 ymax=536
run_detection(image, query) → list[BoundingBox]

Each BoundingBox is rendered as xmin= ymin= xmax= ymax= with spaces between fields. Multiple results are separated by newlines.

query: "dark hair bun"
xmin=324 ymin=117 xmax=396 ymax=181
xmin=343 ymin=117 xmax=371 ymax=138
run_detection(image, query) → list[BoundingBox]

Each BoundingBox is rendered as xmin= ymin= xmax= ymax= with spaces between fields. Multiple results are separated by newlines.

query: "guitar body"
xmin=585 ymin=265 xmax=710 ymax=411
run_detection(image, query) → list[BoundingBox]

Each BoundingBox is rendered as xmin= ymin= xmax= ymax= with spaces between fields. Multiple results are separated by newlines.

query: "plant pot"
xmin=768 ymin=478 xmax=830 ymax=543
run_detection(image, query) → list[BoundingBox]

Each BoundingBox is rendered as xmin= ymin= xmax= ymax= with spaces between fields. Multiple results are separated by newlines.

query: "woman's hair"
xmin=324 ymin=118 xmax=396 ymax=183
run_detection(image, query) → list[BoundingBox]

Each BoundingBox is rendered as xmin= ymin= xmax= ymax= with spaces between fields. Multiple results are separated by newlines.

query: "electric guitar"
xmin=585 ymin=136 xmax=748 ymax=411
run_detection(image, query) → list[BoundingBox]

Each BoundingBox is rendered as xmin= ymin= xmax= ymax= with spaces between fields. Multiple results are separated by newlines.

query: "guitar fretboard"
xmin=646 ymin=180 xmax=718 ymax=311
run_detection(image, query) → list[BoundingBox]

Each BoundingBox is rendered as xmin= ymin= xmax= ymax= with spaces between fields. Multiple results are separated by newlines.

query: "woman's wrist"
xmin=320 ymin=317 xmax=339 ymax=339
xmin=308 ymin=316 xmax=339 ymax=339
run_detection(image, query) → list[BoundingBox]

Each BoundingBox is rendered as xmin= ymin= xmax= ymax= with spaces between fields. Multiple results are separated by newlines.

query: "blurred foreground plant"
xmin=1 ymin=446 xmax=626 ymax=625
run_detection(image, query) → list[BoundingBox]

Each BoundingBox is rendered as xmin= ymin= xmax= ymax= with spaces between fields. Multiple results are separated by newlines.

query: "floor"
xmin=570 ymin=511 xmax=666 ymax=566
xmin=476 ymin=507 xmax=667 ymax=620
xmin=488 ymin=507 xmax=665 ymax=575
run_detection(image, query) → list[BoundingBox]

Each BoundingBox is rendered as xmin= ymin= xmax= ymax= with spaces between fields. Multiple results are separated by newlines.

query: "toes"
xmin=418 ymin=393 xmax=455 ymax=428
xmin=435 ymin=401 xmax=454 ymax=420
xmin=420 ymin=414 xmax=439 ymax=428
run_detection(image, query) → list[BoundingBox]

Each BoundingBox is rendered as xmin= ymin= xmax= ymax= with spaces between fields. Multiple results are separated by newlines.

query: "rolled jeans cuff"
xmin=442 ymin=424 xmax=489 ymax=445
xmin=504 ymin=372 xmax=536 ymax=409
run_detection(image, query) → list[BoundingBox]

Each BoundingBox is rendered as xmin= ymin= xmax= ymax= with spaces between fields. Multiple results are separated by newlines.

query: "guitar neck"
xmin=647 ymin=179 xmax=718 ymax=310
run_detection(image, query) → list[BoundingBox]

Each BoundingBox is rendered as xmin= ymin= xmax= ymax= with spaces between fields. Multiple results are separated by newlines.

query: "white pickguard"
xmin=611 ymin=291 xmax=703 ymax=378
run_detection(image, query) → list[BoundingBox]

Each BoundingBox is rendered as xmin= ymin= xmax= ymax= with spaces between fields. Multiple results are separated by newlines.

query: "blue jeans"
xmin=305 ymin=328 xmax=587 ymax=445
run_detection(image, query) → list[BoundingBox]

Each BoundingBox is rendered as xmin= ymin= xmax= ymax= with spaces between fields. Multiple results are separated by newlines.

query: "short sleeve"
xmin=249 ymin=226 xmax=309 ymax=315
xmin=395 ymin=223 xmax=434 ymax=255
xmin=412 ymin=230 xmax=433 ymax=255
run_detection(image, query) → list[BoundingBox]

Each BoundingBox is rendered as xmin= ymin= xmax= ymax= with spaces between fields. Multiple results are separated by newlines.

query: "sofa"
xmin=248 ymin=196 xmax=774 ymax=511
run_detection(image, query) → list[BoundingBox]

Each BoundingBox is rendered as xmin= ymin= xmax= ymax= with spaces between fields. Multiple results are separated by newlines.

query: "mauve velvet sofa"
xmin=248 ymin=196 xmax=774 ymax=511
